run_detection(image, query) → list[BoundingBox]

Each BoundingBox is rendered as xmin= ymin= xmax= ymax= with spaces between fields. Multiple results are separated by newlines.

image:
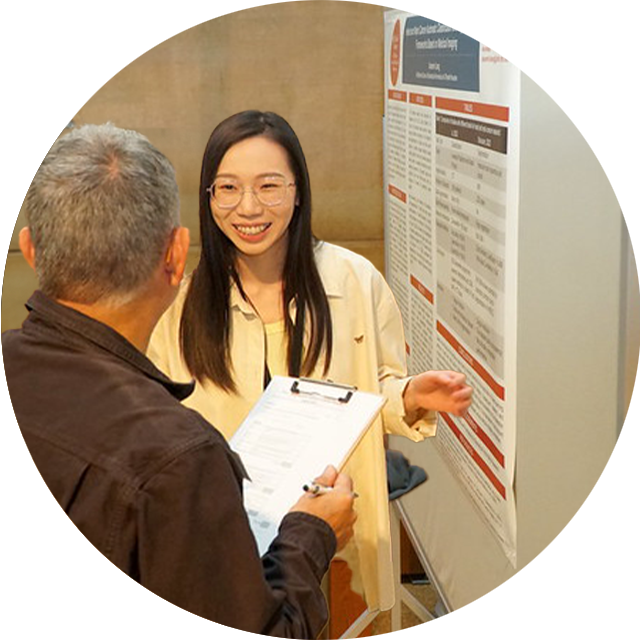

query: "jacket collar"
xmin=229 ymin=280 xmax=256 ymax=316
xmin=313 ymin=241 xmax=344 ymax=298
xmin=25 ymin=290 xmax=196 ymax=401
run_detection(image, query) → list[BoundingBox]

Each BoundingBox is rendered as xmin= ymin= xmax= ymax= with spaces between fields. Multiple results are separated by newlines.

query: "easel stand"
xmin=338 ymin=609 xmax=379 ymax=639
xmin=390 ymin=500 xmax=451 ymax=631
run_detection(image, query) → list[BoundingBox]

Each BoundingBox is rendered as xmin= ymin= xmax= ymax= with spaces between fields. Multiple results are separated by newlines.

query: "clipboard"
xmin=230 ymin=375 xmax=386 ymax=556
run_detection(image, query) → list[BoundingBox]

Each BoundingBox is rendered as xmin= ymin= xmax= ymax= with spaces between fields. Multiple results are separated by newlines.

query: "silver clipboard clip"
xmin=290 ymin=377 xmax=357 ymax=404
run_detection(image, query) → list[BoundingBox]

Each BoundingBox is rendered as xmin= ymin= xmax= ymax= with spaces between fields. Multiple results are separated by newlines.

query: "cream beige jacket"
xmin=148 ymin=242 xmax=436 ymax=611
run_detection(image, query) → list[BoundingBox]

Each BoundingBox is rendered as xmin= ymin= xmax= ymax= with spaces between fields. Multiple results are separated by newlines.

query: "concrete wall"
xmin=2 ymin=0 xmax=383 ymax=330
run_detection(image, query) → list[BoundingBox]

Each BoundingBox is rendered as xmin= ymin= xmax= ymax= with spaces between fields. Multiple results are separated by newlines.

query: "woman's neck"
xmin=234 ymin=240 xmax=287 ymax=288
xmin=234 ymin=246 xmax=287 ymax=323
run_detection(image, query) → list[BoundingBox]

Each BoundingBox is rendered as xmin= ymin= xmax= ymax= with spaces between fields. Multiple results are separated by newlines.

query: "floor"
xmin=371 ymin=581 xmax=440 ymax=636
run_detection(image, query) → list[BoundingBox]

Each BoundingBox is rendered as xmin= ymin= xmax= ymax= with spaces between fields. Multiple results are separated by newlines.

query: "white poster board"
xmin=384 ymin=10 xmax=519 ymax=564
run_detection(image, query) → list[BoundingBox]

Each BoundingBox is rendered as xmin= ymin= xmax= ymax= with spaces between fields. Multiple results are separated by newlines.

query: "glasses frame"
xmin=206 ymin=176 xmax=296 ymax=209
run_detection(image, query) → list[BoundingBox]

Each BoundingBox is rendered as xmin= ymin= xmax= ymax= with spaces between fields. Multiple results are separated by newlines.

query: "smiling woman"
xmin=173 ymin=110 xmax=334 ymax=389
xmin=147 ymin=109 xmax=473 ymax=616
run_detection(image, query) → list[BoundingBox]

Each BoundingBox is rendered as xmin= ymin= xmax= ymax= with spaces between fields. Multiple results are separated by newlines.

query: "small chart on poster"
xmin=384 ymin=10 xmax=519 ymax=564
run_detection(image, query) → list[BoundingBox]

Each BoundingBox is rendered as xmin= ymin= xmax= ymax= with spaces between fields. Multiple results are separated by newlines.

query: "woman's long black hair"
xmin=180 ymin=110 xmax=333 ymax=392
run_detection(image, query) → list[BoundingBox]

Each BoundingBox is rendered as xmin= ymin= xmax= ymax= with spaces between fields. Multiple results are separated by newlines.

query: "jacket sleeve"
xmin=137 ymin=437 xmax=335 ymax=638
xmin=2 ymin=478 xmax=95 ymax=640
xmin=372 ymin=271 xmax=438 ymax=441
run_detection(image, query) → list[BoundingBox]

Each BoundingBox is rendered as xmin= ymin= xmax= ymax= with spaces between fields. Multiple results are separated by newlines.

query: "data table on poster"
xmin=435 ymin=111 xmax=507 ymax=382
xmin=432 ymin=104 xmax=510 ymax=546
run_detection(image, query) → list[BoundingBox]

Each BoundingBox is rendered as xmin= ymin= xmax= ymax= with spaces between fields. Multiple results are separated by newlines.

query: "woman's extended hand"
xmin=403 ymin=370 xmax=473 ymax=417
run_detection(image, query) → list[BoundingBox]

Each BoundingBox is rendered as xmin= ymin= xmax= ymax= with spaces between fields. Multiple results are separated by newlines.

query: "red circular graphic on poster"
xmin=390 ymin=19 xmax=400 ymax=86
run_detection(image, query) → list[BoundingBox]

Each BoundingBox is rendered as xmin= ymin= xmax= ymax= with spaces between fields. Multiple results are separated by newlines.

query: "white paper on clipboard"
xmin=230 ymin=375 xmax=386 ymax=556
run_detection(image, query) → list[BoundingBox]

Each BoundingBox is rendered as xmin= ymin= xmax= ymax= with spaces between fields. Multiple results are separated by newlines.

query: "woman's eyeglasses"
xmin=207 ymin=176 xmax=295 ymax=209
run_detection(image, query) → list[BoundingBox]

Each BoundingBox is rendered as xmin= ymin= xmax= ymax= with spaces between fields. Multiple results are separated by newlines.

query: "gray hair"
xmin=24 ymin=123 xmax=180 ymax=305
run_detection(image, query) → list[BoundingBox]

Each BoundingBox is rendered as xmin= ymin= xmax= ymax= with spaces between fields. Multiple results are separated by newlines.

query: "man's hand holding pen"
xmin=289 ymin=465 xmax=357 ymax=551
xmin=303 ymin=482 xmax=359 ymax=499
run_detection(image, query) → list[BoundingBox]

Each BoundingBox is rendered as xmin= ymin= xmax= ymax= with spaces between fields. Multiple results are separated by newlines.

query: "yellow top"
xmin=263 ymin=320 xmax=287 ymax=379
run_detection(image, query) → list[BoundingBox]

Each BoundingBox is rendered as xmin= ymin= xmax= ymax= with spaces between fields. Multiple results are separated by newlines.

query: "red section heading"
xmin=388 ymin=89 xmax=408 ymax=102
xmin=409 ymin=93 xmax=432 ymax=107
xmin=410 ymin=275 xmax=434 ymax=304
xmin=437 ymin=321 xmax=505 ymax=400
xmin=436 ymin=97 xmax=510 ymax=122
xmin=390 ymin=20 xmax=401 ymax=87
xmin=388 ymin=184 xmax=407 ymax=203
xmin=441 ymin=412 xmax=506 ymax=499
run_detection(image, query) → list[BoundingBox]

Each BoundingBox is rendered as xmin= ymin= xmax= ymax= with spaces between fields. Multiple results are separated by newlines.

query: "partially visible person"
xmin=1 ymin=158 xmax=136 ymax=640
xmin=2 ymin=470 xmax=95 ymax=640
xmin=2 ymin=158 xmax=40 ymax=278
xmin=2 ymin=123 xmax=356 ymax=638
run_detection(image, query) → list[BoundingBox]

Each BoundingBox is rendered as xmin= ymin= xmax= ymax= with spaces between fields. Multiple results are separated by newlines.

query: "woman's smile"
xmin=232 ymin=222 xmax=273 ymax=241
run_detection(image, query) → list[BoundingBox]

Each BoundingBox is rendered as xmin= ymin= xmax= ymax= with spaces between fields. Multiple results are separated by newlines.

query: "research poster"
xmin=384 ymin=10 xmax=519 ymax=564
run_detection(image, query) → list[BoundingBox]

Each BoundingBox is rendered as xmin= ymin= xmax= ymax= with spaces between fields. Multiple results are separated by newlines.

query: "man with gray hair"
xmin=21 ymin=124 xmax=182 ymax=306
xmin=2 ymin=123 xmax=356 ymax=637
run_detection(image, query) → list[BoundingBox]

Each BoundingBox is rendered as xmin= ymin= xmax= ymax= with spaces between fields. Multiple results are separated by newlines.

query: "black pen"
xmin=303 ymin=482 xmax=332 ymax=496
xmin=303 ymin=482 xmax=358 ymax=498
